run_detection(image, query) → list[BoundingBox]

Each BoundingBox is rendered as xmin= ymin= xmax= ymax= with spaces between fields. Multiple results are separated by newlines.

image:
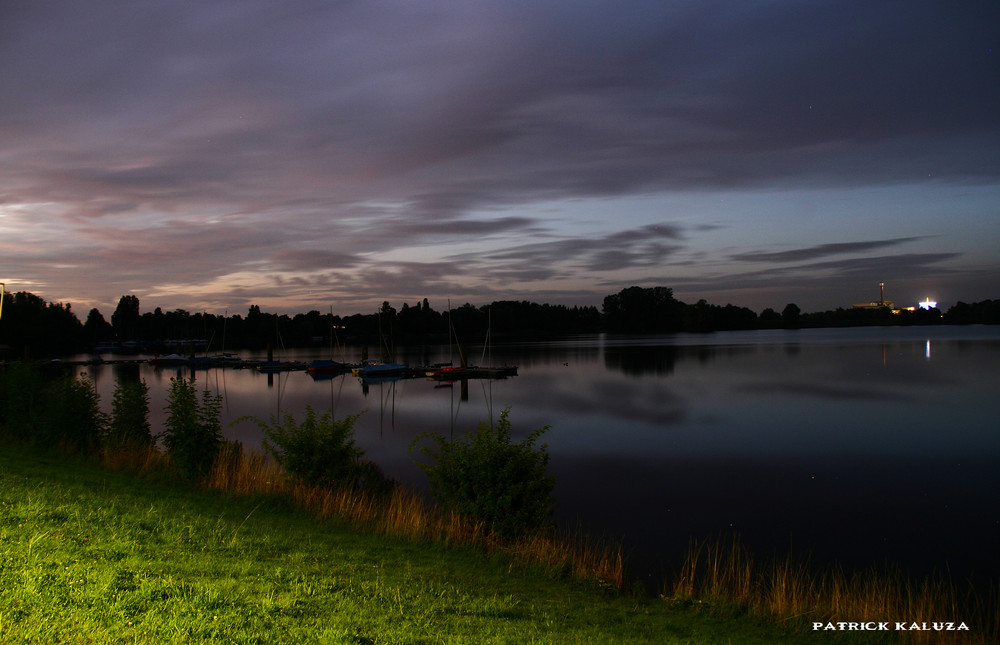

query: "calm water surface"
xmin=82 ymin=325 xmax=1000 ymax=590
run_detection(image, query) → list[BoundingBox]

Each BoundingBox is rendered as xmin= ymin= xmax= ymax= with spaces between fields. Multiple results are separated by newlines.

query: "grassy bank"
xmin=1 ymin=445 xmax=911 ymax=645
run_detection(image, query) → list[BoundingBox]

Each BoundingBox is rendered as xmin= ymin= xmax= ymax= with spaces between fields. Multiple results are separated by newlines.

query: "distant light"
xmin=918 ymin=298 xmax=937 ymax=310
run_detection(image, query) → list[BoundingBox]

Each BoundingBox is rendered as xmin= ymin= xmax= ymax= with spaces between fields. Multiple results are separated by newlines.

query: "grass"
xmin=671 ymin=535 xmax=998 ymax=645
xmin=0 ymin=443 xmax=916 ymax=645
xmin=195 ymin=444 xmax=624 ymax=590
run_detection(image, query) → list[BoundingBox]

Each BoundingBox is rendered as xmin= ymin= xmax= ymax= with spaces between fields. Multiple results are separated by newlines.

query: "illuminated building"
xmin=853 ymin=281 xmax=895 ymax=310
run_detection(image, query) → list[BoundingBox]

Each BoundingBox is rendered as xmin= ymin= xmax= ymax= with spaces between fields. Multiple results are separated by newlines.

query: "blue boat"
xmin=352 ymin=361 xmax=408 ymax=378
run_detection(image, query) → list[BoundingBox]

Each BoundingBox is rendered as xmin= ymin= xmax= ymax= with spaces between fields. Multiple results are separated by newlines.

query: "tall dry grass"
xmin=100 ymin=441 xmax=168 ymax=477
xmin=103 ymin=441 xmax=625 ymax=590
xmin=670 ymin=535 xmax=998 ymax=645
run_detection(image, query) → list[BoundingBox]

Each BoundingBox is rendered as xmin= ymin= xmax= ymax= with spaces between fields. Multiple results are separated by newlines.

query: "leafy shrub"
xmin=413 ymin=407 xmax=554 ymax=538
xmin=0 ymin=362 xmax=45 ymax=442
xmin=252 ymin=407 xmax=379 ymax=491
xmin=159 ymin=377 xmax=223 ymax=478
xmin=0 ymin=364 xmax=107 ymax=450
xmin=106 ymin=379 xmax=152 ymax=449
xmin=39 ymin=372 xmax=108 ymax=452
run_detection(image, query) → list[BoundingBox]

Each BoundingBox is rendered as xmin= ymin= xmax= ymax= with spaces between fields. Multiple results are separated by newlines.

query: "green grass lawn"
xmin=0 ymin=447 xmax=904 ymax=644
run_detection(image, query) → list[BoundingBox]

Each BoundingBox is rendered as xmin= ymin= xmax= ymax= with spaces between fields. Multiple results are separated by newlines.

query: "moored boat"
xmin=425 ymin=365 xmax=518 ymax=380
xmin=352 ymin=361 xmax=408 ymax=377
xmin=189 ymin=353 xmax=243 ymax=368
xmin=256 ymin=360 xmax=307 ymax=372
xmin=150 ymin=353 xmax=189 ymax=366
xmin=306 ymin=359 xmax=349 ymax=375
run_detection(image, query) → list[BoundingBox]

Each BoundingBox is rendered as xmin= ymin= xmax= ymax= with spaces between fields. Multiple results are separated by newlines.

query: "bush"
xmin=252 ymin=407 xmax=376 ymax=491
xmin=413 ymin=407 xmax=554 ymax=539
xmin=0 ymin=364 xmax=107 ymax=451
xmin=106 ymin=379 xmax=152 ymax=449
xmin=0 ymin=362 xmax=45 ymax=442
xmin=159 ymin=377 xmax=223 ymax=478
xmin=39 ymin=372 xmax=108 ymax=453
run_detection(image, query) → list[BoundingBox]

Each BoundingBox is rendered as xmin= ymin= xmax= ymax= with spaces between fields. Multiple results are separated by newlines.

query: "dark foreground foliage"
xmin=159 ymin=377 xmax=223 ymax=478
xmin=106 ymin=379 xmax=153 ymax=449
xmin=249 ymin=407 xmax=392 ymax=496
xmin=0 ymin=362 xmax=106 ymax=451
xmin=413 ymin=407 xmax=554 ymax=539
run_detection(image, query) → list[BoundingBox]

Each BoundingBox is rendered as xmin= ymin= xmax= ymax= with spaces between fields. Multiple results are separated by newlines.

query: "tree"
xmin=603 ymin=286 xmax=683 ymax=333
xmin=760 ymin=308 xmax=780 ymax=322
xmin=781 ymin=303 xmax=801 ymax=328
xmin=112 ymin=295 xmax=141 ymax=340
xmin=0 ymin=291 xmax=84 ymax=357
xmin=84 ymin=308 xmax=114 ymax=343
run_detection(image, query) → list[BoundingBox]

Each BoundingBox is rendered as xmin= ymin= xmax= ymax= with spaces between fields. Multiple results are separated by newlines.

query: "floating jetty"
xmin=34 ymin=356 xmax=518 ymax=382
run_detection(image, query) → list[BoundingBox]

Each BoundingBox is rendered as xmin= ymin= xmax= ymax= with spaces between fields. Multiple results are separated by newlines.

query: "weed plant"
xmin=39 ymin=373 xmax=107 ymax=452
xmin=0 ymin=363 xmax=106 ymax=451
xmin=159 ymin=376 xmax=223 ymax=478
xmin=248 ymin=407 xmax=384 ymax=492
xmin=412 ymin=406 xmax=554 ymax=539
xmin=0 ymin=362 xmax=46 ymax=442
xmin=106 ymin=379 xmax=152 ymax=449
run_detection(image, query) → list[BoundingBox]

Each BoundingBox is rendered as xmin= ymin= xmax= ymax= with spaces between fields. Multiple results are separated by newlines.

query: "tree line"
xmin=0 ymin=287 xmax=997 ymax=358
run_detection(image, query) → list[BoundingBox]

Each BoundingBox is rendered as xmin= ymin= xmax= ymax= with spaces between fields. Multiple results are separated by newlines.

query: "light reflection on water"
xmin=81 ymin=326 xmax=1000 ymax=588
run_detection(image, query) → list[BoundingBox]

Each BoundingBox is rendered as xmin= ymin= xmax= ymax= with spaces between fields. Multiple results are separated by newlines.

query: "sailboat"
xmin=189 ymin=311 xmax=243 ymax=368
xmin=352 ymin=305 xmax=409 ymax=380
xmin=425 ymin=305 xmax=517 ymax=380
xmin=256 ymin=318 xmax=306 ymax=372
xmin=308 ymin=308 xmax=350 ymax=377
xmin=425 ymin=299 xmax=462 ymax=378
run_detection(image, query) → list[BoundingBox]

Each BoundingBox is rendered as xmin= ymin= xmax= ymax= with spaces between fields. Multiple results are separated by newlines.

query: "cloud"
xmin=0 ymin=1 xmax=997 ymax=315
xmin=731 ymin=238 xmax=928 ymax=264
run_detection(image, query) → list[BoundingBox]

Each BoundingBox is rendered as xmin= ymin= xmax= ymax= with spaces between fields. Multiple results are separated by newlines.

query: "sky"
xmin=1 ymin=0 xmax=998 ymax=318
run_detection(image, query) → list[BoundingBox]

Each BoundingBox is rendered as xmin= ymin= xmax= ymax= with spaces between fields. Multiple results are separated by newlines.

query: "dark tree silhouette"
xmin=603 ymin=286 xmax=684 ymax=333
xmin=781 ymin=303 xmax=801 ymax=328
xmin=84 ymin=308 xmax=114 ymax=344
xmin=111 ymin=295 xmax=141 ymax=340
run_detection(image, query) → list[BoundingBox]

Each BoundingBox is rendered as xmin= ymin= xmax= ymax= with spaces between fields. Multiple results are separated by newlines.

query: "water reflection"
xmin=604 ymin=345 xmax=679 ymax=376
xmin=79 ymin=327 xmax=1000 ymax=589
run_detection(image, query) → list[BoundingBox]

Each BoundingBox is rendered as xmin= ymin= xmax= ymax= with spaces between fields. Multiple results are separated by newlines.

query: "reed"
xmin=670 ymin=535 xmax=998 ymax=645
xmin=99 ymin=441 xmax=167 ymax=476
xmin=153 ymin=441 xmax=626 ymax=590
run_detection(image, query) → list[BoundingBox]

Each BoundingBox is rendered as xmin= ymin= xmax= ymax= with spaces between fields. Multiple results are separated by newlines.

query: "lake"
xmin=81 ymin=325 xmax=1000 ymax=591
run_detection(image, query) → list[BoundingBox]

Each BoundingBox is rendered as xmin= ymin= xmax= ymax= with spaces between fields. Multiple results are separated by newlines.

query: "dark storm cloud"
xmin=5 ymin=0 xmax=997 ymax=198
